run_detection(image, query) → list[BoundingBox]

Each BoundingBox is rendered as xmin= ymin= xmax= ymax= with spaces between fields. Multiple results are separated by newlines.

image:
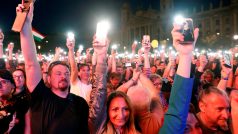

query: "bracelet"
xmin=221 ymin=76 xmax=229 ymax=80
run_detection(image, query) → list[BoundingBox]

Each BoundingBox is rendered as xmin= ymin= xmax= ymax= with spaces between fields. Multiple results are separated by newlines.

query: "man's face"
xmin=13 ymin=70 xmax=25 ymax=89
xmin=200 ymin=93 xmax=230 ymax=129
xmin=116 ymin=67 xmax=124 ymax=74
xmin=48 ymin=65 xmax=70 ymax=91
xmin=78 ymin=66 xmax=90 ymax=81
xmin=0 ymin=78 xmax=13 ymax=97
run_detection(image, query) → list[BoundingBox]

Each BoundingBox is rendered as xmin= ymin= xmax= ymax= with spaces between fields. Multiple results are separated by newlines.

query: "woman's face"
xmin=109 ymin=97 xmax=130 ymax=129
xmin=184 ymin=113 xmax=202 ymax=134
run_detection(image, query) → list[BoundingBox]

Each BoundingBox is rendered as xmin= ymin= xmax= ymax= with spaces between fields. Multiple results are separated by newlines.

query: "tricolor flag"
xmin=32 ymin=28 xmax=46 ymax=42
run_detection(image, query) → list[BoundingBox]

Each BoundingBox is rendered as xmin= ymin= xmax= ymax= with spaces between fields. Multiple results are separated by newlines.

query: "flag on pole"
xmin=32 ymin=28 xmax=46 ymax=42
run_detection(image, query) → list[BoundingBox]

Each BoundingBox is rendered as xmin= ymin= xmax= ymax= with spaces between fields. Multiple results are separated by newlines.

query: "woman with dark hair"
xmin=97 ymin=91 xmax=138 ymax=134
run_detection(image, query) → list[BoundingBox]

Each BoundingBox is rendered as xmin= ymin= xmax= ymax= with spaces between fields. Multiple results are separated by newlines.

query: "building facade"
xmin=120 ymin=0 xmax=238 ymax=49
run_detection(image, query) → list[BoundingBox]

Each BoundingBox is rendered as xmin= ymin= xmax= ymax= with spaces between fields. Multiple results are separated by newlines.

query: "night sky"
xmin=0 ymin=0 xmax=230 ymax=52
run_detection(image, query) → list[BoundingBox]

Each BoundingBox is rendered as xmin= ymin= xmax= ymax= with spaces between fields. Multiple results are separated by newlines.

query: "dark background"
xmin=0 ymin=0 xmax=230 ymax=53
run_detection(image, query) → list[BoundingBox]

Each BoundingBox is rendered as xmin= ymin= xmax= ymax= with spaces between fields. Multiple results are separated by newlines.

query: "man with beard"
xmin=197 ymin=87 xmax=231 ymax=134
xmin=17 ymin=3 xmax=89 ymax=134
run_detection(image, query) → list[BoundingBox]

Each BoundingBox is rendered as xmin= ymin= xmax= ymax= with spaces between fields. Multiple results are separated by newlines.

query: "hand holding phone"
xmin=174 ymin=18 xmax=194 ymax=44
xmin=95 ymin=20 xmax=110 ymax=46
xmin=12 ymin=0 xmax=33 ymax=32
xmin=223 ymin=53 xmax=232 ymax=68
xmin=142 ymin=35 xmax=151 ymax=53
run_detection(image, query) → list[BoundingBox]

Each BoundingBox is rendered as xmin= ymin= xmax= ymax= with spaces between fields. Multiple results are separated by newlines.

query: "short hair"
xmin=198 ymin=86 xmax=229 ymax=103
xmin=48 ymin=61 xmax=70 ymax=75
xmin=77 ymin=63 xmax=90 ymax=71
xmin=109 ymin=72 xmax=122 ymax=80
xmin=13 ymin=69 xmax=26 ymax=79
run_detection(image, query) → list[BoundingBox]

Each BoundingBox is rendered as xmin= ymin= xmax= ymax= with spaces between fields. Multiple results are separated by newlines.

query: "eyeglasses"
xmin=0 ymin=79 xmax=10 ymax=86
xmin=13 ymin=75 xmax=24 ymax=80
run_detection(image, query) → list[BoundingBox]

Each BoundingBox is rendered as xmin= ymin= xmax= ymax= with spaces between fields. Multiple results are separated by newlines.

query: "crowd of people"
xmin=1 ymin=3 xmax=238 ymax=134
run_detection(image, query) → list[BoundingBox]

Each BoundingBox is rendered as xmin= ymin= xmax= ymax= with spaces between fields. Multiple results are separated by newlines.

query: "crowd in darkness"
xmin=1 ymin=3 xmax=238 ymax=134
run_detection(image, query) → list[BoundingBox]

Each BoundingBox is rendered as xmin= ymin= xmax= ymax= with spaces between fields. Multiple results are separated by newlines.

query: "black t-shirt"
xmin=0 ymin=101 xmax=15 ymax=134
xmin=30 ymin=79 xmax=89 ymax=134
xmin=10 ymin=88 xmax=31 ymax=134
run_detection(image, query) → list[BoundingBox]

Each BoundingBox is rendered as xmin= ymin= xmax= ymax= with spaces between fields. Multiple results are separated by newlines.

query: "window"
xmin=215 ymin=19 xmax=220 ymax=25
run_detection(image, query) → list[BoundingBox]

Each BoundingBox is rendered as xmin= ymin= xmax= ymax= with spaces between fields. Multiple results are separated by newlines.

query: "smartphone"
xmin=125 ymin=63 xmax=131 ymax=67
xmin=224 ymin=53 xmax=232 ymax=68
xmin=142 ymin=35 xmax=150 ymax=48
xmin=96 ymin=21 xmax=109 ymax=43
xmin=12 ymin=0 xmax=33 ymax=32
xmin=176 ymin=18 xmax=194 ymax=44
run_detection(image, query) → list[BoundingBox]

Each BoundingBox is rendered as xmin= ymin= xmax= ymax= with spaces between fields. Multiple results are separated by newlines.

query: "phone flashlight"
xmin=96 ymin=20 xmax=110 ymax=40
xmin=111 ymin=44 xmax=117 ymax=50
xmin=67 ymin=32 xmax=75 ymax=41
xmin=174 ymin=15 xmax=184 ymax=25
xmin=134 ymin=40 xmax=138 ymax=44
xmin=79 ymin=45 xmax=83 ymax=50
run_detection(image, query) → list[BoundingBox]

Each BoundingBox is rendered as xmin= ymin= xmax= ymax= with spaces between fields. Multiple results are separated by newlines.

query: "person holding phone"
xmin=159 ymin=22 xmax=199 ymax=133
xmin=18 ymin=3 xmax=89 ymax=134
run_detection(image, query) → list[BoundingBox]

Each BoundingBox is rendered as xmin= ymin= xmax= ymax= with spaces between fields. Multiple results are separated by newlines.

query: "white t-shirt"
xmin=70 ymin=79 xmax=92 ymax=103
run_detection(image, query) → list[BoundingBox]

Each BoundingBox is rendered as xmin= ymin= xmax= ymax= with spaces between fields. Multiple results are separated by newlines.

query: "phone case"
xmin=11 ymin=0 xmax=33 ymax=32
xmin=179 ymin=18 xmax=194 ymax=44
xmin=224 ymin=54 xmax=232 ymax=68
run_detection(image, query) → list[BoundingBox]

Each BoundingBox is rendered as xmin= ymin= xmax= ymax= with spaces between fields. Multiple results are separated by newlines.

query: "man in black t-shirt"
xmin=17 ymin=4 xmax=89 ymax=134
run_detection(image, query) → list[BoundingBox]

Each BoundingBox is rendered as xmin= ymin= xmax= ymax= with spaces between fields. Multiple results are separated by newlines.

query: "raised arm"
xmin=88 ymin=35 xmax=108 ymax=132
xmin=160 ymin=23 xmax=199 ymax=133
xmin=217 ymin=59 xmax=232 ymax=90
xmin=66 ymin=37 xmax=79 ymax=84
xmin=52 ymin=47 xmax=61 ymax=62
xmin=111 ymin=48 xmax=117 ymax=73
xmin=0 ymin=31 xmax=4 ymax=58
xmin=19 ymin=3 xmax=42 ymax=92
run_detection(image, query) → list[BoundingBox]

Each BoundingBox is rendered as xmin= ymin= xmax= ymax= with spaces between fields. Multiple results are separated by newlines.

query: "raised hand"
xmin=8 ymin=43 xmax=14 ymax=52
xmin=16 ymin=3 xmax=34 ymax=25
xmin=142 ymin=35 xmax=151 ymax=54
xmin=66 ymin=37 xmax=75 ymax=51
xmin=92 ymin=35 xmax=109 ymax=55
xmin=131 ymin=41 xmax=137 ymax=54
xmin=220 ymin=58 xmax=232 ymax=79
xmin=171 ymin=23 xmax=199 ymax=55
